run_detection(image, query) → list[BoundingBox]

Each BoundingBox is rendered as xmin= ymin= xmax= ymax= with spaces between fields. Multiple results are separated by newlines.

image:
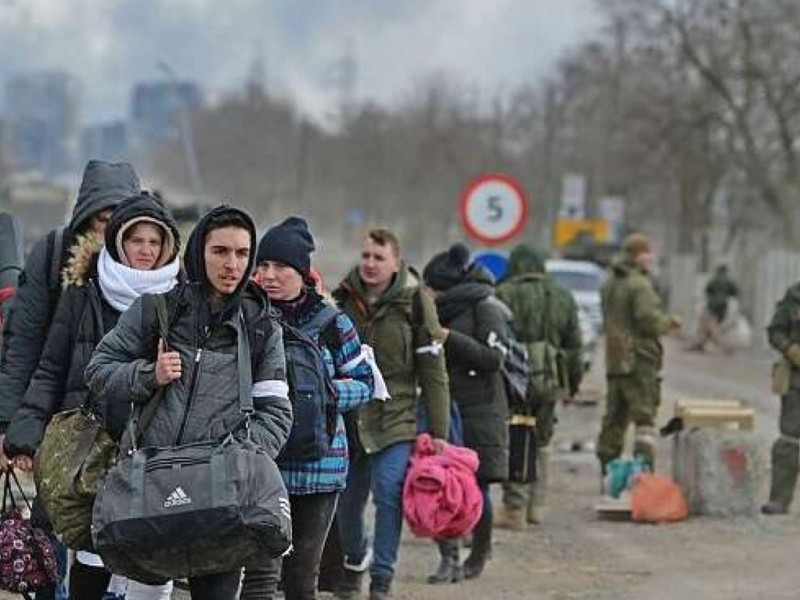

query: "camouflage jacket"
xmin=602 ymin=257 xmax=672 ymax=375
xmin=496 ymin=247 xmax=583 ymax=396
xmin=767 ymin=283 xmax=800 ymax=379
xmin=333 ymin=265 xmax=450 ymax=454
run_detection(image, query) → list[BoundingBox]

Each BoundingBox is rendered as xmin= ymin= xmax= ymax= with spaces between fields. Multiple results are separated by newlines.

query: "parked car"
xmin=546 ymin=259 xmax=606 ymax=372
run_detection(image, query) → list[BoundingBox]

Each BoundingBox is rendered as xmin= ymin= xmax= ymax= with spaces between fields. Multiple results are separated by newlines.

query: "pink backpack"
xmin=403 ymin=434 xmax=483 ymax=539
xmin=0 ymin=471 xmax=59 ymax=596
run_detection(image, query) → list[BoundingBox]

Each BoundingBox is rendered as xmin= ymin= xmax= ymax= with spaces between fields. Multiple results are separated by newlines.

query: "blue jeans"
xmin=337 ymin=441 xmax=412 ymax=580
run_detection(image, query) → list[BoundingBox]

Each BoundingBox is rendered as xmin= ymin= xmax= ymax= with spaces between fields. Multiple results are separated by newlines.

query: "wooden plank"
xmin=680 ymin=407 xmax=755 ymax=431
xmin=595 ymin=497 xmax=632 ymax=521
xmin=675 ymin=399 xmax=743 ymax=417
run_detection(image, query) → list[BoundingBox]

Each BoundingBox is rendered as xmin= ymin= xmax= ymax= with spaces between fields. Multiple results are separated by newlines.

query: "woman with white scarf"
xmin=5 ymin=191 xmax=180 ymax=600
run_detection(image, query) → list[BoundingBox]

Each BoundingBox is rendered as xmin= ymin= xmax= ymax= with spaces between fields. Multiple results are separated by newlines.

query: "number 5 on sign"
xmin=459 ymin=174 xmax=529 ymax=246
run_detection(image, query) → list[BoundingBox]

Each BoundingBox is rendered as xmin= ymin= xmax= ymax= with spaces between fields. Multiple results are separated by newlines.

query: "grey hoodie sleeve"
xmin=0 ymin=236 xmax=55 ymax=433
xmin=249 ymin=322 xmax=292 ymax=458
xmin=85 ymin=297 xmax=158 ymax=406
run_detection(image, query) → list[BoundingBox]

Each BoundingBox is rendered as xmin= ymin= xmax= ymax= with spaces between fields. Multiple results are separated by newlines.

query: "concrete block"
xmin=672 ymin=428 xmax=764 ymax=517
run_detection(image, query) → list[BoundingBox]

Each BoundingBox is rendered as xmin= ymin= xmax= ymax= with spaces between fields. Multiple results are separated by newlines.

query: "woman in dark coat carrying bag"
xmin=5 ymin=192 xmax=181 ymax=599
xmin=422 ymin=244 xmax=510 ymax=583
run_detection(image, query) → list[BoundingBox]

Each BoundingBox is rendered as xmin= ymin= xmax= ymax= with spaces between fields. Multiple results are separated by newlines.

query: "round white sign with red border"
xmin=459 ymin=173 xmax=529 ymax=246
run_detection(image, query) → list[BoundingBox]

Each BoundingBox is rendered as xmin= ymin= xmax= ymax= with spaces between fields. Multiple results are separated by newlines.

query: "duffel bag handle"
xmin=3 ymin=468 xmax=33 ymax=513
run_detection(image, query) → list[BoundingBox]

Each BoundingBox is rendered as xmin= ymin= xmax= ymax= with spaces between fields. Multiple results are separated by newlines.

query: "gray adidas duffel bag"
xmin=91 ymin=310 xmax=292 ymax=583
xmin=92 ymin=435 xmax=292 ymax=583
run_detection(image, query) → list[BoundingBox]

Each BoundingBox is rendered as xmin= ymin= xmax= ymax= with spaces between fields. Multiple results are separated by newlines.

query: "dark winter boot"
xmin=763 ymin=437 xmax=800 ymax=515
xmin=334 ymin=560 xmax=367 ymax=600
xmin=369 ymin=574 xmax=393 ymax=600
xmin=427 ymin=539 xmax=463 ymax=584
xmin=462 ymin=510 xmax=492 ymax=580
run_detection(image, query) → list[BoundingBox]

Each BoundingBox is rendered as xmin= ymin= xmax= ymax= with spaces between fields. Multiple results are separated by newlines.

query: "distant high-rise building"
xmin=129 ymin=80 xmax=203 ymax=153
xmin=4 ymin=71 xmax=81 ymax=177
xmin=81 ymin=121 xmax=129 ymax=163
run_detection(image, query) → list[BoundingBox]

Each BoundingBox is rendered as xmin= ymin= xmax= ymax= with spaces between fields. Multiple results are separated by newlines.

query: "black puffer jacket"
xmin=0 ymin=160 xmax=140 ymax=433
xmin=85 ymin=206 xmax=293 ymax=456
xmin=4 ymin=236 xmax=121 ymax=456
xmin=436 ymin=266 xmax=509 ymax=483
xmin=4 ymin=194 xmax=181 ymax=457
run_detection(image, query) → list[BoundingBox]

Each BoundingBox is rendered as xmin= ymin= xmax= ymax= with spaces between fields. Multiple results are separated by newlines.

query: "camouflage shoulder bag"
xmin=33 ymin=294 xmax=170 ymax=550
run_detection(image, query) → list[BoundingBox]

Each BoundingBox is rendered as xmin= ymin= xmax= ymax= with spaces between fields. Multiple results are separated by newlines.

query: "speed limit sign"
xmin=459 ymin=173 xmax=529 ymax=246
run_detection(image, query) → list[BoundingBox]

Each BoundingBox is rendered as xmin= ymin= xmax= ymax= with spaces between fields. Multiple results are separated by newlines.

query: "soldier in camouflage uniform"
xmin=596 ymin=233 xmax=680 ymax=474
xmin=495 ymin=244 xmax=583 ymax=529
xmin=763 ymin=283 xmax=800 ymax=514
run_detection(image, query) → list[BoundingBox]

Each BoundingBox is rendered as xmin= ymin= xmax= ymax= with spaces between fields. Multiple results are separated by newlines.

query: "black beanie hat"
xmin=256 ymin=216 xmax=315 ymax=276
xmin=423 ymin=243 xmax=471 ymax=291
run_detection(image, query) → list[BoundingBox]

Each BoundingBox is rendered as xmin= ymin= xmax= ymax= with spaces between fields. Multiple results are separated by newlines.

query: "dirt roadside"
xmin=388 ymin=340 xmax=800 ymax=599
xmin=5 ymin=340 xmax=799 ymax=599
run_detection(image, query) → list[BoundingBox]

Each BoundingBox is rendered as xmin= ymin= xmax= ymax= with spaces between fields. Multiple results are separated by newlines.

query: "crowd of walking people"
xmin=0 ymin=159 xmax=572 ymax=600
xmin=5 ymin=158 xmax=721 ymax=600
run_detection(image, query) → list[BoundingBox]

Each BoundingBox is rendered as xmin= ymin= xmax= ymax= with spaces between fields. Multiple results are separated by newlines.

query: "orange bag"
xmin=630 ymin=473 xmax=688 ymax=523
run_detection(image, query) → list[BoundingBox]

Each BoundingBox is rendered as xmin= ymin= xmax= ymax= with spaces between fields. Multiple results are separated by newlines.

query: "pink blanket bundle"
xmin=402 ymin=434 xmax=483 ymax=539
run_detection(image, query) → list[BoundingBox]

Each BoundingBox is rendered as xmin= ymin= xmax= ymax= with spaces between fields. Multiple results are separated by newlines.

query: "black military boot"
xmin=762 ymin=437 xmax=799 ymax=515
xmin=369 ymin=574 xmax=392 ymax=600
xmin=427 ymin=539 xmax=462 ymax=584
xmin=462 ymin=510 xmax=492 ymax=579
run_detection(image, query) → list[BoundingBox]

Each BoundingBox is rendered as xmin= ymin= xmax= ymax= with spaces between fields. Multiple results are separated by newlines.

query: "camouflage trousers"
xmin=768 ymin=389 xmax=800 ymax=509
xmin=596 ymin=366 xmax=661 ymax=469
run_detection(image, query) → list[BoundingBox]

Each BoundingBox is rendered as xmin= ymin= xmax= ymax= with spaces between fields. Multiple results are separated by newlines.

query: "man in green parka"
xmin=597 ymin=233 xmax=680 ymax=475
xmin=332 ymin=228 xmax=450 ymax=600
xmin=495 ymin=244 xmax=583 ymax=530
xmin=762 ymin=283 xmax=800 ymax=515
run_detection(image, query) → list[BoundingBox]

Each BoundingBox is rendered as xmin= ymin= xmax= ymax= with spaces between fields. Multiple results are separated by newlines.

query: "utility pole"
xmin=158 ymin=61 xmax=205 ymax=207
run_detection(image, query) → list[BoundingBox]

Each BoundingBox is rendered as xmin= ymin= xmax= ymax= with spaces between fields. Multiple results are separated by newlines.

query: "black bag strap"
xmin=47 ymin=226 xmax=65 ymax=306
xmin=125 ymin=294 xmax=170 ymax=452
xmin=235 ymin=308 xmax=253 ymax=414
xmin=2 ymin=468 xmax=32 ymax=513
xmin=138 ymin=294 xmax=171 ymax=427
xmin=300 ymin=305 xmax=339 ymax=340
xmin=541 ymin=284 xmax=552 ymax=343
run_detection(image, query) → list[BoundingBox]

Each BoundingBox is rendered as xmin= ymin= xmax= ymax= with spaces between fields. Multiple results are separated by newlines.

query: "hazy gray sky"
xmin=0 ymin=0 xmax=600 ymax=125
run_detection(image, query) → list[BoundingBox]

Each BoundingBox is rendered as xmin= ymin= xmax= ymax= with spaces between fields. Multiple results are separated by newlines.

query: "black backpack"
xmin=501 ymin=332 xmax=530 ymax=409
xmin=277 ymin=305 xmax=340 ymax=463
